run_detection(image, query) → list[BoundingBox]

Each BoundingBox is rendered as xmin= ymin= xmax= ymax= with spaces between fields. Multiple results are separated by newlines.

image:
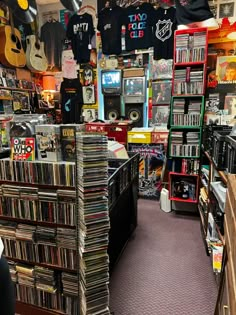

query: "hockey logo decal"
xmin=155 ymin=19 xmax=173 ymax=42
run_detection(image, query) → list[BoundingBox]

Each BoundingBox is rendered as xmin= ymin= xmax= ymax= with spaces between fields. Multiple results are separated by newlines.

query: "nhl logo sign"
xmin=155 ymin=19 xmax=173 ymax=42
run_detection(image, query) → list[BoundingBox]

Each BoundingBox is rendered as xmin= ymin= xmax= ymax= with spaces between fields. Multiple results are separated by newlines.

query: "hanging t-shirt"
xmin=97 ymin=6 xmax=124 ymax=55
xmin=122 ymin=3 xmax=154 ymax=51
xmin=175 ymin=0 xmax=213 ymax=25
xmin=66 ymin=13 xmax=95 ymax=64
xmin=151 ymin=7 xmax=177 ymax=60
xmin=14 ymin=16 xmax=33 ymax=51
xmin=60 ymin=78 xmax=83 ymax=124
xmin=40 ymin=21 xmax=66 ymax=69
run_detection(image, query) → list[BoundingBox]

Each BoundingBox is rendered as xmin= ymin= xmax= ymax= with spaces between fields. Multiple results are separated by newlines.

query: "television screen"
xmin=123 ymin=78 xmax=145 ymax=96
xmin=101 ymin=70 xmax=121 ymax=91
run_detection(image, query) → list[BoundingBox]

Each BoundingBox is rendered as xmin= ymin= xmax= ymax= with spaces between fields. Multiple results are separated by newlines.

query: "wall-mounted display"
xmin=152 ymin=80 xmax=172 ymax=105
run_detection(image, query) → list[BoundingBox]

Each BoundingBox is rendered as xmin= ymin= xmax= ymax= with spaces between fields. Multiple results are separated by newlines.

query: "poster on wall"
xmin=128 ymin=143 xmax=165 ymax=200
xmin=218 ymin=2 xmax=235 ymax=19
xmin=152 ymin=81 xmax=172 ymax=105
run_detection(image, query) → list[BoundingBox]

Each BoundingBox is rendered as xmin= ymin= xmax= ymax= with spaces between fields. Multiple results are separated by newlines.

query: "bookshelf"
xmin=0 ymin=133 xmax=111 ymax=315
xmin=168 ymin=28 xmax=208 ymax=207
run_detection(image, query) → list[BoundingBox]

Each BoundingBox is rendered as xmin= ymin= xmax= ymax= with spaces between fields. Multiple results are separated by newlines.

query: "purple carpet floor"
xmin=109 ymin=199 xmax=218 ymax=315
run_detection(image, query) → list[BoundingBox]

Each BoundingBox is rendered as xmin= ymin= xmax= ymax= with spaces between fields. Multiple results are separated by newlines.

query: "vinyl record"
xmin=60 ymin=0 xmax=83 ymax=12
xmin=4 ymin=0 xmax=37 ymax=23
xmin=128 ymin=109 xmax=141 ymax=122
xmin=108 ymin=110 xmax=119 ymax=121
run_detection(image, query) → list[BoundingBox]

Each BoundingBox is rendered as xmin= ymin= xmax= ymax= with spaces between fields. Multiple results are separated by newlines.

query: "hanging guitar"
xmin=26 ymin=19 xmax=48 ymax=72
xmin=0 ymin=9 xmax=26 ymax=68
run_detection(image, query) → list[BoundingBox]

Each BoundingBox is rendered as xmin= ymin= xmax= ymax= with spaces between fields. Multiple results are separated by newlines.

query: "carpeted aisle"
xmin=109 ymin=199 xmax=218 ymax=315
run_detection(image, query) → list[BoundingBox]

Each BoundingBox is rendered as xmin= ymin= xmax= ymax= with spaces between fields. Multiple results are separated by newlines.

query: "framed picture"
xmin=152 ymin=80 xmax=172 ymax=105
xmin=12 ymin=91 xmax=30 ymax=113
xmin=224 ymin=94 xmax=236 ymax=116
xmin=219 ymin=2 xmax=234 ymax=19
xmin=151 ymin=106 xmax=169 ymax=126
xmin=216 ymin=56 xmax=236 ymax=83
xmin=82 ymin=85 xmax=96 ymax=104
xmin=82 ymin=65 xmax=94 ymax=86
xmin=83 ymin=108 xmax=97 ymax=122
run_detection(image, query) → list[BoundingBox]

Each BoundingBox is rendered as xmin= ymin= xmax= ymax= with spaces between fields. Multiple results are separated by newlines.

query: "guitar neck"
xmin=9 ymin=9 xmax=15 ymax=36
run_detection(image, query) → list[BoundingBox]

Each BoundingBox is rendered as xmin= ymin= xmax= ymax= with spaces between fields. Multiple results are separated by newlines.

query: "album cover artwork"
xmin=219 ymin=2 xmax=234 ymax=18
xmin=152 ymin=81 xmax=172 ymax=105
xmin=83 ymin=108 xmax=97 ymax=122
xmin=151 ymin=106 xmax=169 ymax=126
xmin=12 ymin=91 xmax=30 ymax=113
xmin=82 ymin=85 xmax=95 ymax=104
xmin=224 ymin=94 xmax=236 ymax=116
xmin=11 ymin=137 xmax=35 ymax=161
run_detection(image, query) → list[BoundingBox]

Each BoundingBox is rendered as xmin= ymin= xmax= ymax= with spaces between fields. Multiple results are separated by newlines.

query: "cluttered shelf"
xmin=203 ymin=150 xmax=227 ymax=185
xmin=5 ymin=256 xmax=76 ymax=273
xmin=16 ymin=301 xmax=63 ymax=315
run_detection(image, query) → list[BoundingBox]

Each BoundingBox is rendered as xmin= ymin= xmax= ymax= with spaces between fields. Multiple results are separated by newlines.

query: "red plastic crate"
xmin=85 ymin=122 xmax=133 ymax=145
xmin=152 ymin=131 xmax=169 ymax=144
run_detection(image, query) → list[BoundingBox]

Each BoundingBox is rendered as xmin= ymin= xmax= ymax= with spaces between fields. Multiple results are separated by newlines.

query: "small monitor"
xmin=123 ymin=77 xmax=146 ymax=103
xmin=101 ymin=70 xmax=122 ymax=95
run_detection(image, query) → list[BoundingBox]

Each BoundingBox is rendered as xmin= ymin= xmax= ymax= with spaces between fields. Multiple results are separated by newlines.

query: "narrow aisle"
xmin=109 ymin=199 xmax=217 ymax=315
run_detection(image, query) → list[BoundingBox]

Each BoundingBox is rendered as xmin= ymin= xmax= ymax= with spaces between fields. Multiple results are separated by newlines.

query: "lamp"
xmin=42 ymin=75 xmax=56 ymax=92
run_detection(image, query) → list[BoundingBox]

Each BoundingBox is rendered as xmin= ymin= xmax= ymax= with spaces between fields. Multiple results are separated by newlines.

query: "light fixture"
xmin=42 ymin=75 xmax=56 ymax=92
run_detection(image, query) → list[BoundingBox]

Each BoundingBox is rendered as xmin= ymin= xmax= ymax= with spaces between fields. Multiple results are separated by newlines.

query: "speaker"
xmin=125 ymin=103 xmax=143 ymax=127
xmin=104 ymin=96 xmax=121 ymax=120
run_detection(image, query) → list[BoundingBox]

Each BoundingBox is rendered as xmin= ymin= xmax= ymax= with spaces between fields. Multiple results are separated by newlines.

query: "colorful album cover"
xmin=151 ymin=59 xmax=173 ymax=80
xmin=11 ymin=137 xmax=35 ymax=161
xmin=151 ymin=106 xmax=169 ymax=126
xmin=224 ymin=94 xmax=236 ymax=116
xmin=36 ymin=125 xmax=61 ymax=162
xmin=216 ymin=56 xmax=236 ymax=83
xmin=12 ymin=91 xmax=30 ymax=113
xmin=152 ymin=81 xmax=172 ymax=105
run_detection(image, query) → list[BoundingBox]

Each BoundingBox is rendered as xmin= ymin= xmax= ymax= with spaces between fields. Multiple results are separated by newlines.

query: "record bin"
xmin=225 ymin=135 xmax=236 ymax=174
xmin=85 ymin=121 xmax=133 ymax=145
xmin=108 ymin=152 xmax=139 ymax=209
xmin=202 ymin=125 xmax=232 ymax=154
xmin=212 ymin=130 xmax=232 ymax=170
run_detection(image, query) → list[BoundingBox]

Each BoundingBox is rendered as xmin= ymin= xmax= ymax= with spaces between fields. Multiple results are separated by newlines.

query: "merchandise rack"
xmin=168 ymin=28 xmax=208 ymax=211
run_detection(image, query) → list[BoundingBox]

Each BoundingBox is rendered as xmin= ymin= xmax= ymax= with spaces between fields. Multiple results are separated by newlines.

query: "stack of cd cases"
xmin=76 ymin=133 xmax=110 ymax=315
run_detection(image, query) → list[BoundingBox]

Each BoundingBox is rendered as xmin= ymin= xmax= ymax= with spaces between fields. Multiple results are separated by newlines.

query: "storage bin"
xmin=225 ymin=135 xmax=236 ymax=174
xmin=202 ymin=125 xmax=232 ymax=154
xmin=152 ymin=131 xmax=169 ymax=144
xmin=128 ymin=131 xmax=152 ymax=144
xmin=212 ymin=130 xmax=232 ymax=170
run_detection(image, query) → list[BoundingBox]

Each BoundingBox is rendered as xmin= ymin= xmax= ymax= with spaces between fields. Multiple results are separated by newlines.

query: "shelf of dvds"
xmin=168 ymin=28 xmax=208 ymax=210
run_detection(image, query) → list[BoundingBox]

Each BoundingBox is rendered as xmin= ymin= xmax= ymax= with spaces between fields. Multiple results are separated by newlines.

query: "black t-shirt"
xmin=60 ymin=78 xmax=83 ymax=124
xmin=14 ymin=16 xmax=33 ymax=51
xmin=175 ymin=0 xmax=213 ymax=25
xmin=66 ymin=13 xmax=95 ymax=64
xmin=151 ymin=7 xmax=177 ymax=60
xmin=122 ymin=3 xmax=154 ymax=51
xmin=97 ymin=6 xmax=124 ymax=55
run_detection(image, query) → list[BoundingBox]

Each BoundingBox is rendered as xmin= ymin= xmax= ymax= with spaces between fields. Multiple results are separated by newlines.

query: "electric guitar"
xmin=26 ymin=35 xmax=48 ymax=72
xmin=0 ymin=10 xmax=26 ymax=68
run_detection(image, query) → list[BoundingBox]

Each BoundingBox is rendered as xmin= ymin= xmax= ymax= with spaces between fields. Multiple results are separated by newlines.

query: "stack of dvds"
xmin=76 ymin=134 xmax=110 ymax=315
xmin=35 ymin=227 xmax=58 ymax=266
xmin=35 ymin=266 xmax=62 ymax=311
xmin=0 ymin=159 xmax=76 ymax=187
xmin=57 ymin=189 xmax=76 ymax=226
xmin=16 ymin=224 xmax=36 ymax=261
xmin=173 ymin=68 xmax=204 ymax=95
xmin=175 ymin=31 xmax=206 ymax=63
xmin=16 ymin=264 xmax=36 ymax=305
xmin=62 ymin=272 xmax=79 ymax=314
xmin=38 ymin=190 xmax=57 ymax=223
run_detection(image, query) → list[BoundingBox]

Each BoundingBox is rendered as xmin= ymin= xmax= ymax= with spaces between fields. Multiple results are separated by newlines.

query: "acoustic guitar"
xmin=0 ymin=10 xmax=26 ymax=68
xmin=26 ymin=19 xmax=48 ymax=72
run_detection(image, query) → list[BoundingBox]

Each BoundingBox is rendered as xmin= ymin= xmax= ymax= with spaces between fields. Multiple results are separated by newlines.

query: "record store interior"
xmin=1 ymin=0 xmax=236 ymax=314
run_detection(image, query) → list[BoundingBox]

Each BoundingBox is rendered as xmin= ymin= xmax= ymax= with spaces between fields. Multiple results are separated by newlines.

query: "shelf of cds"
xmin=0 ymin=133 xmax=111 ymax=315
xmin=168 ymin=28 xmax=208 ymax=208
xmin=172 ymin=28 xmax=208 ymax=96
xmin=170 ymin=96 xmax=205 ymax=128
